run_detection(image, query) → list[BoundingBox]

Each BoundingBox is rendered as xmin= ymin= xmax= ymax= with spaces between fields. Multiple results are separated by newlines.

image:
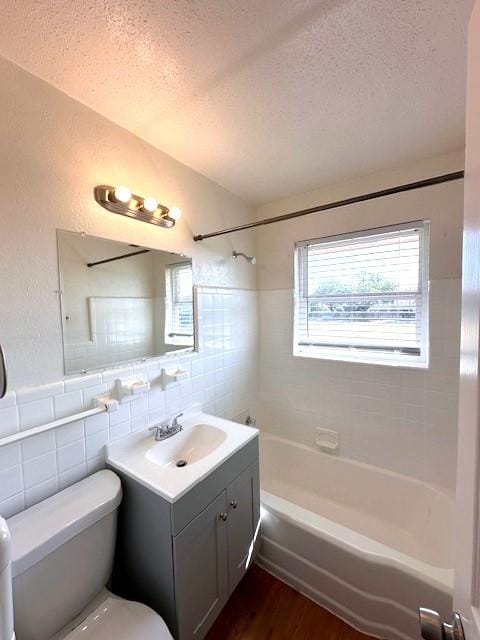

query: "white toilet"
xmin=0 ymin=470 xmax=173 ymax=640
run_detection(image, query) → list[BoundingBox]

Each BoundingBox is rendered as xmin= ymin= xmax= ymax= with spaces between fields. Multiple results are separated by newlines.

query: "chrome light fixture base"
xmin=94 ymin=185 xmax=176 ymax=229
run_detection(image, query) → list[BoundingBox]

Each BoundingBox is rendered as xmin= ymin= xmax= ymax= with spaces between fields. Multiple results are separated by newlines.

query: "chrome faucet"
xmin=149 ymin=412 xmax=184 ymax=441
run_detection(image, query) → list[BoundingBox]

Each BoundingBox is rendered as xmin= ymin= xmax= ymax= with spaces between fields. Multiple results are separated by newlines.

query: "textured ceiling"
xmin=0 ymin=0 xmax=474 ymax=204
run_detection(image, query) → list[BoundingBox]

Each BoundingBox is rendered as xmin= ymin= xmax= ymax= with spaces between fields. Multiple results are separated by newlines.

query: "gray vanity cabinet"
xmin=111 ymin=436 xmax=259 ymax=640
xmin=226 ymin=462 xmax=260 ymax=591
xmin=174 ymin=491 xmax=229 ymax=639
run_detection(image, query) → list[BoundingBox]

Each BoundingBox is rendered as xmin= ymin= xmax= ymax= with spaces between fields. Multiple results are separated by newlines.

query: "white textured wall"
xmin=255 ymin=151 xmax=464 ymax=489
xmin=0 ymin=55 xmax=257 ymax=389
xmin=0 ymin=57 xmax=260 ymax=517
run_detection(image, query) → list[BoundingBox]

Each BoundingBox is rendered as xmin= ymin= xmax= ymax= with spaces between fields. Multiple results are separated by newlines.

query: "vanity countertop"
xmin=106 ymin=409 xmax=258 ymax=503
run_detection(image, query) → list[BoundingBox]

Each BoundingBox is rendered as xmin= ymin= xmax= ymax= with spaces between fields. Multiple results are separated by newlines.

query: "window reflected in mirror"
xmin=57 ymin=230 xmax=195 ymax=374
xmin=166 ymin=262 xmax=194 ymax=344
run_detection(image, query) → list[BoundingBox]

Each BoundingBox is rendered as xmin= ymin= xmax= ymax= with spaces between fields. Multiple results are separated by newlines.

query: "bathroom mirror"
xmin=57 ymin=230 xmax=196 ymax=374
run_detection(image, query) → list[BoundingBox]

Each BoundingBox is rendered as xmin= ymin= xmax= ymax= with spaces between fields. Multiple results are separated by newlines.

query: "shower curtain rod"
xmin=87 ymin=248 xmax=150 ymax=268
xmin=193 ymin=171 xmax=464 ymax=242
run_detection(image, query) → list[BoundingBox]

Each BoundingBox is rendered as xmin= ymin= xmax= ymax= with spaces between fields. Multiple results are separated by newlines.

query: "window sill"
xmin=293 ymin=346 xmax=429 ymax=369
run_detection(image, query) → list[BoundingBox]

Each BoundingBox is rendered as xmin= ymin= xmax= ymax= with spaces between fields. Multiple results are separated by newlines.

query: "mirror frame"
xmin=56 ymin=229 xmax=198 ymax=376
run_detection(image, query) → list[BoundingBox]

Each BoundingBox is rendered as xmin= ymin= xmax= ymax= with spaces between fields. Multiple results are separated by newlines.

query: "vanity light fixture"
xmin=110 ymin=185 xmax=132 ymax=204
xmin=94 ymin=185 xmax=182 ymax=229
xmin=168 ymin=206 xmax=182 ymax=221
xmin=141 ymin=196 xmax=158 ymax=213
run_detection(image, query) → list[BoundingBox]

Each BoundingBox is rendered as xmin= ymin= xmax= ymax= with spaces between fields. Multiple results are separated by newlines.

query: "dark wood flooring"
xmin=206 ymin=564 xmax=374 ymax=640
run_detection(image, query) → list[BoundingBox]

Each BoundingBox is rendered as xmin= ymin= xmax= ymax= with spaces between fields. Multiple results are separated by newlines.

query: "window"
xmin=166 ymin=262 xmax=194 ymax=345
xmin=294 ymin=221 xmax=429 ymax=367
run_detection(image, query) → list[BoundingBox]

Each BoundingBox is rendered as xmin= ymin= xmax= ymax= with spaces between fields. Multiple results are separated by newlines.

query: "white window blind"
xmin=166 ymin=263 xmax=194 ymax=344
xmin=294 ymin=221 xmax=429 ymax=367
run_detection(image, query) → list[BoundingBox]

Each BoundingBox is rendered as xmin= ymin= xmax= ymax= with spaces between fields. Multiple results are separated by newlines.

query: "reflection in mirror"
xmin=57 ymin=230 xmax=195 ymax=374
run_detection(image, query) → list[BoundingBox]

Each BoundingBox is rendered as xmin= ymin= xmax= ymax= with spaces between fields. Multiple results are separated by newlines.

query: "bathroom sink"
xmin=146 ymin=424 xmax=227 ymax=467
xmin=106 ymin=409 xmax=258 ymax=502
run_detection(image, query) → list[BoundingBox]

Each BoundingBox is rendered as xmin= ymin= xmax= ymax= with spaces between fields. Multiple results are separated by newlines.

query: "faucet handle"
xmin=149 ymin=425 xmax=160 ymax=440
xmin=149 ymin=424 xmax=168 ymax=433
xmin=171 ymin=412 xmax=184 ymax=427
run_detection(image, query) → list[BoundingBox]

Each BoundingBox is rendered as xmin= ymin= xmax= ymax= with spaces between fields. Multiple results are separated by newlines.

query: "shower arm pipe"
xmin=193 ymin=171 xmax=464 ymax=241
xmin=0 ymin=406 xmax=107 ymax=449
xmin=232 ymin=250 xmax=256 ymax=264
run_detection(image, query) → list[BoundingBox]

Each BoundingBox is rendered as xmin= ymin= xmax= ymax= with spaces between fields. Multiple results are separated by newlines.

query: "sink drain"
xmin=176 ymin=459 xmax=188 ymax=468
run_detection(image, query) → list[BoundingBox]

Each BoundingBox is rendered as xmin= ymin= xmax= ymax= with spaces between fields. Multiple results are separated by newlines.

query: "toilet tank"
xmin=7 ymin=471 xmax=122 ymax=640
xmin=0 ymin=518 xmax=14 ymax=640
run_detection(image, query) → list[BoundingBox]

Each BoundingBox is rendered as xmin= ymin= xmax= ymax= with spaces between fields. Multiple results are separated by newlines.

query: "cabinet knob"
xmin=230 ymin=500 xmax=238 ymax=509
xmin=219 ymin=512 xmax=228 ymax=521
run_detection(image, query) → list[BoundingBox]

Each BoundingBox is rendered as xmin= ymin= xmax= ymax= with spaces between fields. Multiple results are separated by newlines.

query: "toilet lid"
xmin=64 ymin=597 xmax=173 ymax=640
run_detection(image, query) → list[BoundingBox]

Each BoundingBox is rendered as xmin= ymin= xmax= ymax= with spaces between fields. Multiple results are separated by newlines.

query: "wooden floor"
xmin=206 ymin=564 xmax=373 ymax=640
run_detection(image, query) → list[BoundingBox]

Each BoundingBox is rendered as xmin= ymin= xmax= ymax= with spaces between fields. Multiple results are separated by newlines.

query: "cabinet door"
xmin=226 ymin=461 xmax=260 ymax=592
xmin=173 ymin=491 xmax=229 ymax=640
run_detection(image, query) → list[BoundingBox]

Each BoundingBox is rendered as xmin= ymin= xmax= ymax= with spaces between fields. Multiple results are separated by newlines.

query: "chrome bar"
xmin=0 ymin=406 xmax=107 ymax=448
xmin=193 ymin=171 xmax=464 ymax=242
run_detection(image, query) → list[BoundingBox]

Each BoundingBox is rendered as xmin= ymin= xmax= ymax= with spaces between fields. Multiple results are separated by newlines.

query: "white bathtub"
xmin=257 ymin=433 xmax=454 ymax=640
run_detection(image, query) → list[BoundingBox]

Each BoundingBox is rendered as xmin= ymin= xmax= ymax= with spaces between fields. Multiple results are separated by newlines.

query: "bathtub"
xmin=257 ymin=433 xmax=454 ymax=640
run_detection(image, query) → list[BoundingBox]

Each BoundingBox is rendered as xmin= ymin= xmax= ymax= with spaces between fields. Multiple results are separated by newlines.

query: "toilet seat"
xmin=61 ymin=596 xmax=173 ymax=640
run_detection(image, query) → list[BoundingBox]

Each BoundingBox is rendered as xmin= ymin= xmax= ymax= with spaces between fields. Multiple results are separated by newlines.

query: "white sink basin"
xmin=146 ymin=424 xmax=227 ymax=467
xmin=106 ymin=409 xmax=258 ymax=502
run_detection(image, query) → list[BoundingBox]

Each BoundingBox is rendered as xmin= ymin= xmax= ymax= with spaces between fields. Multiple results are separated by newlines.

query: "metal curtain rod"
xmin=193 ymin=171 xmax=464 ymax=242
xmin=87 ymin=249 xmax=150 ymax=268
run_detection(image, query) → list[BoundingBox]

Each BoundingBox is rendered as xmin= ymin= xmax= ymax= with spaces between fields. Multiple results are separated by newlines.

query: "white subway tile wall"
xmin=64 ymin=297 xmax=156 ymax=372
xmin=0 ymin=287 xmax=258 ymax=517
xmin=256 ymin=279 xmax=461 ymax=489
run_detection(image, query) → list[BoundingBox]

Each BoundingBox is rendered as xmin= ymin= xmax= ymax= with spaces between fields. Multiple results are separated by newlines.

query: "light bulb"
xmin=112 ymin=185 xmax=131 ymax=204
xmin=168 ymin=206 xmax=182 ymax=220
xmin=141 ymin=196 xmax=158 ymax=213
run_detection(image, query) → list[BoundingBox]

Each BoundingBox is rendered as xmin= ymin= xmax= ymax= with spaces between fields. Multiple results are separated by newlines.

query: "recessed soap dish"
xmin=315 ymin=427 xmax=339 ymax=452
